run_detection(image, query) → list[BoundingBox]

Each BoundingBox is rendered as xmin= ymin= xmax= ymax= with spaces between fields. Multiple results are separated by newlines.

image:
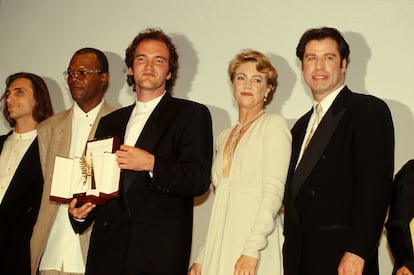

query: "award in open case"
xmin=50 ymin=136 xmax=121 ymax=206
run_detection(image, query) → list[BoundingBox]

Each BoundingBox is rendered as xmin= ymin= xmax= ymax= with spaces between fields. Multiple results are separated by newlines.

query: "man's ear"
xmin=299 ymin=60 xmax=304 ymax=73
xmin=166 ymin=72 xmax=172 ymax=80
xmin=100 ymin=72 xmax=109 ymax=86
xmin=341 ymin=59 xmax=348 ymax=72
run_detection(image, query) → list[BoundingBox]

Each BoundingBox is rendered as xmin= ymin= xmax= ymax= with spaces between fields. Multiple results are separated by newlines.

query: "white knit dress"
xmin=195 ymin=113 xmax=291 ymax=275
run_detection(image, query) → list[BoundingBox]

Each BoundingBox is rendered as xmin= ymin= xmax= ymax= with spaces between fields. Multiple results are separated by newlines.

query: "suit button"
xmin=103 ymin=221 xmax=109 ymax=227
xmin=309 ymin=189 xmax=316 ymax=196
xmin=321 ymin=155 xmax=327 ymax=160
xmin=26 ymin=206 xmax=33 ymax=213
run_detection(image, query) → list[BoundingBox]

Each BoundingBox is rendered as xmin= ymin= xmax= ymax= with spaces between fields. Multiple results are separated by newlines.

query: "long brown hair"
xmin=2 ymin=72 xmax=54 ymax=127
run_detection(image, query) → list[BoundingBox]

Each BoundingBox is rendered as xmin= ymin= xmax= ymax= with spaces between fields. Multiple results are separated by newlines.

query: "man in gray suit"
xmin=30 ymin=48 xmax=116 ymax=275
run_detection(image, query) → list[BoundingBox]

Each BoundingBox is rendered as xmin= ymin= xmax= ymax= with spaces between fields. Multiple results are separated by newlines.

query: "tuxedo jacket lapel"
xmin=292 ymin=108 xmax=345 ymax=198
xmin=0 ymin=131 xmax=12 ymax=151
xmin=291 ymin=89 xmax=349 ymax=199
xmin=88 ymin=101 xmax=115 ymax=141
xmin=136 ymin=94 xmax=175 ymax=151
xmin=1 ymin=138 xmax=40 ymax=207
xmin=104 ymin=104 xmax=134 ymax=218
xmin=122 ymin=94 xmax=176 ymax=193
xmin=121 ymin=94 xmax=180 ymax=219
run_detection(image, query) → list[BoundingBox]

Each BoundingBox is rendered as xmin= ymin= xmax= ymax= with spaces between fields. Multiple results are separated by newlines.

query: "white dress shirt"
xmin=40 ymin=100 xmax=103 ymax=273
xmin=124 ymin=92 xmax=164 ymax=147
xmin=0 ymin=129 xmax=37 ymax=203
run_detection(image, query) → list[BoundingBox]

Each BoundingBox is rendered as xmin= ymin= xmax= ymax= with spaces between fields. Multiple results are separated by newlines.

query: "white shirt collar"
xmin=135 ymin=91 xmax=165 ymax=114
xmin=73 ymin=99 xmax=104 ymax=119
xmin=11 ymin=129 xmax=37 ymax=140
xmin=313 ymin=84 xmax=345 ymax=116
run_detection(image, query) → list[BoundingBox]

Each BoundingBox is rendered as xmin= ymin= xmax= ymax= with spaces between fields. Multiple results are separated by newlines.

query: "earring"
xmin=264 ymin=94 xmax=268 ymax=102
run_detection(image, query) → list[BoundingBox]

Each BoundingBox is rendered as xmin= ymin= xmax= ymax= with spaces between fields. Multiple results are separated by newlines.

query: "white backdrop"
xmin=1 ymin=0 xmax=414 ymax=273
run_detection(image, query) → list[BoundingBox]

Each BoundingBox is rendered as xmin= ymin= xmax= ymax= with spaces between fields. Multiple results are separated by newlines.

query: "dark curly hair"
xmin=125 ymin=28 xmax=178 ymax=92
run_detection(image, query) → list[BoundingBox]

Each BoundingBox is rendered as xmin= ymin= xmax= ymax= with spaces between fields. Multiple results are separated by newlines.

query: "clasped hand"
xmin=115 ymin=144 xmax=154 ymax=172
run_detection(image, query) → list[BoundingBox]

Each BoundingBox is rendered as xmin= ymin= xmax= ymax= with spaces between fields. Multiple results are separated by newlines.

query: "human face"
xmin=67 ymin=52 xmax=108 ymax=112
xmin=129 ymin=39 xmax=171 ymax=101
xmin=232 ymin=62 xmax=270 ymax=112
xmin=301 ymin=38 xmax=347 ymax=102
xmin=6 ymin=78 xmax=37 ymax=124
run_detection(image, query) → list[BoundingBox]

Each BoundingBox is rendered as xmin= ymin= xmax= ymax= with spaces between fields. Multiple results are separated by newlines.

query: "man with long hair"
xmin=0 ymin=72 xmax=54 ymax=274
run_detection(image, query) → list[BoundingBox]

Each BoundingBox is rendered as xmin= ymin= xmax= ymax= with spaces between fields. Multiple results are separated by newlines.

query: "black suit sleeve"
xmin=386 ymin=160 xmax=414 ymax=272
xmin=69 ymin=209 xmax=96 ymax=234
xmin=150 ymin=103 xmax=213 ymax=196
xmin=343 ymin=97 xmax=394 ymax=260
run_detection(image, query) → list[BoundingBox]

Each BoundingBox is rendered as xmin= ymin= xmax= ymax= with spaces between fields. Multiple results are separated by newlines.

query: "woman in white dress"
xmin=188 ymin=50 xmax=291 ymax=275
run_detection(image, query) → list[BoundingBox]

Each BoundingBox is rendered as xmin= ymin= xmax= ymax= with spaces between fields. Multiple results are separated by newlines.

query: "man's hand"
xmin=396 ymin=265 xmax=414 ymax=275
xmin=188 ymin=263 xmax=202 ymax=275
xmin=68 ymin=198 xmax=96 ymax=220
xmin=234 ymin=255 xmax=258 ymax=275
xmin=115 ymin=144 xmax=154 ymax=172
xmin=337 ymin=251 xmax=365 ymax=275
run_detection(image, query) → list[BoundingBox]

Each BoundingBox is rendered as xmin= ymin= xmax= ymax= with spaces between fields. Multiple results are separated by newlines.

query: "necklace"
xmin=227 ymin=110 xmax=264 ymax=160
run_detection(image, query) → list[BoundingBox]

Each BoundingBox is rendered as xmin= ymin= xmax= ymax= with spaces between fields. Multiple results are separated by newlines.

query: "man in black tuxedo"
xmin=0 ymin=72 xmax=53 ymax=274
xmin=283 ymin=27 xmax=395 ymax=275
xmin=69 ymin=28 xmax=213 ymax=275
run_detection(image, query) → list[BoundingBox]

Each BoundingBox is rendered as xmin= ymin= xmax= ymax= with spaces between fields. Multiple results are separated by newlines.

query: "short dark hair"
xmin=296 ymin=27 xmax=350 ymax=64
xmin=2 ymin=72 xmax=54 ymax=127
xmin=125 ymin=28 xmax=178 ymax=92
xmin=71 ymin=47 xmax=109 ymax=73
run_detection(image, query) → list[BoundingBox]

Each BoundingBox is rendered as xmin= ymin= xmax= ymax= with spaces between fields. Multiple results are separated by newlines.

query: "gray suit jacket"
xmin=30 ymin=100 xmax=115 ymax=274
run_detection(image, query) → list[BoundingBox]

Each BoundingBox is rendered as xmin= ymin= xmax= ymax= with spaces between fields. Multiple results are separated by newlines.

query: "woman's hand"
xmin=234 ymin=255 xmax=258 ymax=275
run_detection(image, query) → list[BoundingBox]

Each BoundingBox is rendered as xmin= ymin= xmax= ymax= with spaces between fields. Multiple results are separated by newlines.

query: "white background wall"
xmin=1 ymin=0 xmax=414 ymax=273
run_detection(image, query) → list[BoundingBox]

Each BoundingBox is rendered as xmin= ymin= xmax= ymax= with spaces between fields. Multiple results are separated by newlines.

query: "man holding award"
xmin=31 ymin=48 xmax=116 ymax=275
xmin=69 ymin=28 xmax=214 ymax=275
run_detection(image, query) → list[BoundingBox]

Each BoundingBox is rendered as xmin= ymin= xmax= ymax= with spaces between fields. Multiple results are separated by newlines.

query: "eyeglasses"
xmin=63 ymin=69 xmax=102 ymax=80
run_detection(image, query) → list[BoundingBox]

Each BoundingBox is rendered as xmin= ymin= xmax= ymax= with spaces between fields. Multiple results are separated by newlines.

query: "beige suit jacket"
xmin=30 ymin=100 xmax=115 ymax=274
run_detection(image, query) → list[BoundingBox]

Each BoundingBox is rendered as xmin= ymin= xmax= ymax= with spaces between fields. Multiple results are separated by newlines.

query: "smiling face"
xmin=302 ymin=38 xmax=347 ymax=102
xmin=232 ymin=61 xmax=271 ymax=112
xmin=67 ymin=52 xmax=108 ymax=112
xmin=128 ymin=39 xmax=171 ymax=101
xmin=6 ymin=78 xmax=37 ymax=124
